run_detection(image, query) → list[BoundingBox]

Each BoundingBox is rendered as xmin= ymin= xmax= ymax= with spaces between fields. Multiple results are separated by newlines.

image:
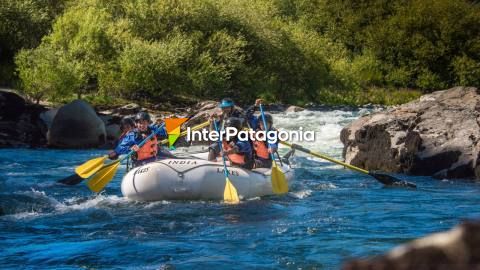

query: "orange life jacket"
xmin=253 ymin=140 xmax=270 ymax=160
xmin=222 ymin=140 xmax=245 ymax=165
xmin=136 ymin=134 xmax=158 ymax=161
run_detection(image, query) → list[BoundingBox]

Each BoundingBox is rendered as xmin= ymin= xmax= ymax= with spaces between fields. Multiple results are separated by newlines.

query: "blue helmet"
xmin=219 ymin=98 xmax=234 ymax=108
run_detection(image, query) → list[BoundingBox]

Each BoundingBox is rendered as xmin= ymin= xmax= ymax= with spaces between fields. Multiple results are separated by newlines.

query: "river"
xmin=1 ymin=109 xmax=480 ymax=269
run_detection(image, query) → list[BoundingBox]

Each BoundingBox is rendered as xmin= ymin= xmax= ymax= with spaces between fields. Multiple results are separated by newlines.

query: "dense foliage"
xmin=1 ymin=0 xmax=479 ymax=105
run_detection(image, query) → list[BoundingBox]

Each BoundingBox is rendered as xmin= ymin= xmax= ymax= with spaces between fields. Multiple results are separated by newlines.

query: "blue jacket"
xmin=114 ymin=125 xmax=167 ymax=155
xmin=245 ymin=105 xmax=259 ymax=129
xmin=235 ymin=140 xmax=253 ymax=158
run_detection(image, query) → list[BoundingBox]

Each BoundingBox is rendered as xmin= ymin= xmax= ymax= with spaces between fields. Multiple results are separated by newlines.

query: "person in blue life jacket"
xmin=208 ymin=117 xmax=254 ymax=170
xmin=116 ymin=117 xmax=135 ymax=143
xmin=245 ymin=98 xmax=264 ymax=129
xmin=209 ymin=98 xmax=246 ymax=130
xmin=108 ymin=112 xmax=174 ymax=168
xmin=251 ymin=112 xmax=279 ymax=168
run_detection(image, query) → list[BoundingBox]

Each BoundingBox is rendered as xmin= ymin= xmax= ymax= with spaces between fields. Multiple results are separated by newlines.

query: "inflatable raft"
xmin=121 ymin=156 xmax=293 ymax=201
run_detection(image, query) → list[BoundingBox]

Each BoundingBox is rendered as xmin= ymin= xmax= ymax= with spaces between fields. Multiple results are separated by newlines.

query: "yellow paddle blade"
xmin=86 ymin=162 xmax=120 ymax=193
xmin=75 ymin=156 xmax=107 ymax=178
xmin=271 ymin=161 xmax=288 ymax=194
xmin=223 ymin=177 xmax=240 ymax=203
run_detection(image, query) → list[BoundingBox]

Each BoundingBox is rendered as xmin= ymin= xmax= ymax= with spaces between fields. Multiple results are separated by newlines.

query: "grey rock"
xmin=48 ymin=100 xmax=106 ymax=148
xmin=285 ymin=105 xmax=305 ymax=113
xmin=343 ymin=221 xmax=480 ymax=270
xmin=341 ymin=87 xmax=480 ymax=180
xmin=113 ymin=103 xmax=141 ymax=115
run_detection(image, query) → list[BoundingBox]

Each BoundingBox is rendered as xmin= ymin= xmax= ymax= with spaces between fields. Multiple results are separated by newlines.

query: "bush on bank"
xmin=3 ymin=0 xmax=479 ymax=105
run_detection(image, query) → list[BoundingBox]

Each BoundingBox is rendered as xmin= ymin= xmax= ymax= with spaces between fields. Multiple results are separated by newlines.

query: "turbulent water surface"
xmin=1 ymin=109 xmax=480 ymax=269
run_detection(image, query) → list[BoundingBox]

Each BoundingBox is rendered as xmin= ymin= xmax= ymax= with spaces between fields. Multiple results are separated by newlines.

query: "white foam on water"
xmin=54 ymin=194 xmax=128 ymax=212
xmin=316 ymin=182 xmax=338 ymax=190
xmin=144 ymin=200 xmax=171 ymax=208
xmin=289 ymin=189 xmax=312 ymax=199
xmin=273 ymin=109 xmax=373 ymax=153
xmin=9 ymin=210 xmax=42 ymax=220
xmin=5 ymin=189 xmax=134 ymax=220
xmin=272 ymin=109 xmax=374 ymax=164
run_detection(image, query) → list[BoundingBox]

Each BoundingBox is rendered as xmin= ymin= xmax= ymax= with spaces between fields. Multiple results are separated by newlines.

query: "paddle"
xmin=86 ymin=123 xmax=166 ymax=193
xmin=280 ymin=141 xmax=416 ymax=188
xmin=213 ymin=120 xmax=240 ymax=203
xmin=259 ymin=104 xmax=288 ymax=194
xmin=58 ymin=156 xmax=108 ymax=185
xmin=58 ymin=120 xmax=210 ymax=186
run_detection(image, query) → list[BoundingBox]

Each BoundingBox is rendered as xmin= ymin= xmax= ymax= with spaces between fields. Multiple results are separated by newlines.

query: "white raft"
xmin=121 ymin=156 xmax=293 ymax=201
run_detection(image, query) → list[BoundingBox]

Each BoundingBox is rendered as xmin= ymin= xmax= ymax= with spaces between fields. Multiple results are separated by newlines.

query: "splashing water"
xmin=1 ymin=108 xmax=480 ymax=269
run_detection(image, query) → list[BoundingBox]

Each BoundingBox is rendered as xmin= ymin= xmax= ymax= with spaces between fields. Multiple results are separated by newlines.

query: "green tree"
xmin=0 ymin=0 xmax=67 ymax=86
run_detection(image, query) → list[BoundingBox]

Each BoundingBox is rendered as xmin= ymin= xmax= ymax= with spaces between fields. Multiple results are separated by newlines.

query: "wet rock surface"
xmin=341 ymin=87 xmax=480 ymax=180
xmin=48 ymin=100 xmax=106 ymax=148
xmin=0 ymin=90 xmax=47 ymax=148
xmin=343 ymin=220 xmax=480 ymax=270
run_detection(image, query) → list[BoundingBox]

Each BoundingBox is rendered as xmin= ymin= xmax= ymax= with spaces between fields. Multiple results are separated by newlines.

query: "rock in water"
xmin=343 ymin=221 xmax=480 ymax=270
xmin=48 ymin=100 xmax=106 ymax=148
xmin=285 ymin=105 xmax=305 ymax=113
xmin=341 ymin=87 xmax=480 ymax=180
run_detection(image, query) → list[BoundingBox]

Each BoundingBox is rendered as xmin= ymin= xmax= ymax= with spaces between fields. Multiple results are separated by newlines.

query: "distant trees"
xmin=0 ymin=0 xmax=67 ymax=86
xmin=293 ymin=0 xmax=480 ymax=90
xmin=4 ymin=0 xmax=480 ymax=104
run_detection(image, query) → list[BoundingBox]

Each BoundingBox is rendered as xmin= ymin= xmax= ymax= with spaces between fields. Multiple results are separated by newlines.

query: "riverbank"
xmin=1 ymin=87 xmax=394 ymax=149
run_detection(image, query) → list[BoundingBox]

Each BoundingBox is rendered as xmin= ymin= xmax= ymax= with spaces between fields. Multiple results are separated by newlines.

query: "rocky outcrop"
xmin=341 ymin=87 xmax=480 ymax=180
xmin=285 ymin=105 xmax=305 ymax=113
xmin=112 ymin=103 xmax=141 ymax=115
xmin=343 ymin=221 xmax=480 ymax=270
xmin=185 ymin=100 xmax=218 ymax=127
xmin=0 ymin=90 xmax=47 ymax=148
xmin=48 ymin=100 xmax=106 ymax=148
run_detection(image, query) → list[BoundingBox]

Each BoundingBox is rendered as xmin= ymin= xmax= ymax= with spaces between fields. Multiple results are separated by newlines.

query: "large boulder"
xmin=0 ymin=89 xmax=26 ymax=121
xmin=48 ymin=100 xmax=106 ymax=148
xmin=343 ymin=221 xmax=480 ymax=270
xmin=0 ymin=89 xmax=47 ymax=148
xmin=341 ymin=87 xmax=480 ymax=180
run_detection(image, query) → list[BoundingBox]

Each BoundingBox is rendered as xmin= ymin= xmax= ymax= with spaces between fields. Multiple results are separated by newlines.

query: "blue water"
xmin=2 ymin=110 xmax=480 ymax=269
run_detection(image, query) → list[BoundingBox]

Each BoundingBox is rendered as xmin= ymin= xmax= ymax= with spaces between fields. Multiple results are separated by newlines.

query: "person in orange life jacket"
xmin=208 ymin=117 xmax=254 ymax=170
xmin=208 ymin=98 xmax=248 ymax=159
xmin=108 ymin=112 xmax=170 ymax=167
xmin=251 ymin=112 xmax=278 ymax=168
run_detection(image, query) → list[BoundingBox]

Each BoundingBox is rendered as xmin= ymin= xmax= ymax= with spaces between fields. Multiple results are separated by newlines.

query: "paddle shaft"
xmin=259 ymin=104 xmax=276 ymax=161
xmin=280 ymin=141 xmax=369 ymax=175
xmin=213 ymin=121 xmax=230 ymax=178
